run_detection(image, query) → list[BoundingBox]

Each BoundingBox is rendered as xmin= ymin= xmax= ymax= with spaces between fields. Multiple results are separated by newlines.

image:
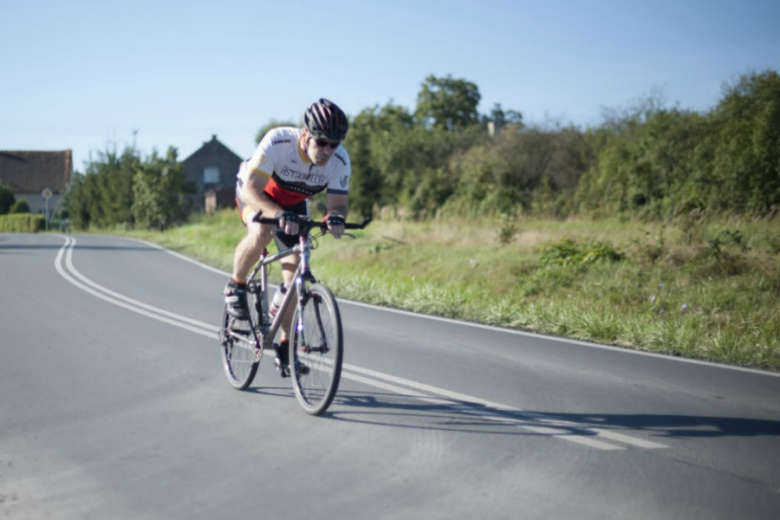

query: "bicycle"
xmin=219 ymin=215 xmax=372 ymax=415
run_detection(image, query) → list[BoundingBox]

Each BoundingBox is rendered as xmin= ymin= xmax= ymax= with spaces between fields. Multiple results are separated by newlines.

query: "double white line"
xmin=55 ymin=235 xmax=668 ymax=452
xmin=55 ymin=236 xmax=220 ymax=338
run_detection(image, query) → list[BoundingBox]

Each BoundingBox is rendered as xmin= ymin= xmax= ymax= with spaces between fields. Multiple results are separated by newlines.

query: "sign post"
xmin=41 ymin=188 xmax=52 ymax=231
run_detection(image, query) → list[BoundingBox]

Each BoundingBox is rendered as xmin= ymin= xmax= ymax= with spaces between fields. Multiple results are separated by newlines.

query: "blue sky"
xmin=1 ymin=0 xmax=778 ymax=172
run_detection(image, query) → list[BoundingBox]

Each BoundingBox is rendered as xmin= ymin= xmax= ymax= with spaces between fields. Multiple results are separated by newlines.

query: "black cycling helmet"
xmin=304 ymin=98 xmax=348 ymax=141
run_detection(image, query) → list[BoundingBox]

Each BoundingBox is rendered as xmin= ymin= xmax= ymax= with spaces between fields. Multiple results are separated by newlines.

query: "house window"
xmin=203 ymin=167 xmax=220 ymax=184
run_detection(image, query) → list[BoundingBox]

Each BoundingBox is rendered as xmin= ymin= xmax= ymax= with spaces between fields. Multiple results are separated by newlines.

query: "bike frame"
xmin=243 ymin=229 xmax=316 ymax=359
xmin=223 ymin=216 xmax=370 ymax=361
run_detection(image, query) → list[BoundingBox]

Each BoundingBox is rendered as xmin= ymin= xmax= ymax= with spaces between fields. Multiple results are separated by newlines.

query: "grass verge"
xmin=114 ymin=211 xmax=780 ymax=371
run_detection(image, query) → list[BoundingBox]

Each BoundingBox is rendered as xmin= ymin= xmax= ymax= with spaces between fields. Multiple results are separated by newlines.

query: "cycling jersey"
xmin=237 ymin=127 xmax=351 ymax=207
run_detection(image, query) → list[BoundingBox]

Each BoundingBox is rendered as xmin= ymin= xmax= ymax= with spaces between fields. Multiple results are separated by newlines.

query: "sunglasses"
xmin=314 ymin=138 xmax=341 ymax=149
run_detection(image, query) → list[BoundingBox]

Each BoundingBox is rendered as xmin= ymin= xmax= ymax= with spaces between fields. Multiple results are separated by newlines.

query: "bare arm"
xmin=326 ymin=193 xmax=348 ymax=220
xmin=242 ymin=171 xmax=283 ymax=218
xmin=325 ymin=193 xmax=348 ymax=238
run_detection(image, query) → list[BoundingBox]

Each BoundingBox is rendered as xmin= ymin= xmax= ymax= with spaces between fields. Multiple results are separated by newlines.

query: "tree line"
xmin=63 ymin=146 xmax=190 ymax=230
xmin=62 ymin=69 xmax=779 ymax=230
xmin=342 ymin=70 xmax=779 ymax=221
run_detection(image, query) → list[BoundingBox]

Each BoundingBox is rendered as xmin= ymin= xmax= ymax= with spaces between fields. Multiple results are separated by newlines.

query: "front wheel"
xmin=289 ymin=283 xmax=343 ymax=415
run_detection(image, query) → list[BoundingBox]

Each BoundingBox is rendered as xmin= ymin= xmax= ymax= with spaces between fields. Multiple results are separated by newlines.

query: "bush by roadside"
xmin=0 ymin=213 xmax=45 ymax=232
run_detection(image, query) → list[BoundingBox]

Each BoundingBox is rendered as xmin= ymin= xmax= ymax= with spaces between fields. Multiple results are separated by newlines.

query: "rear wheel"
xmin=219 ymin=293 xmax=261 ymax=389
xmin=290 ymin=283 xmax=343 ymax=415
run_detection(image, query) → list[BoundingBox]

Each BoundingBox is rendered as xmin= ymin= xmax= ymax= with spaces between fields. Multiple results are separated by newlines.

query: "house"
xmin=0 ymin=150 xmax=72 ymax=218
xmin=182 ymin=135 xmax=243 ymax=211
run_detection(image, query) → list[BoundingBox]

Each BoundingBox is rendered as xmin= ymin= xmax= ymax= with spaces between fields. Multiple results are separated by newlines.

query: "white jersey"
xmin=237 ymin=127 xmax=351 ymax=206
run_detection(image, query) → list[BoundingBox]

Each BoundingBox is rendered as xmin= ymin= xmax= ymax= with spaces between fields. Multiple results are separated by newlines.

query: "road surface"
xmin=1 ymin=233 xmax=779 ymax=519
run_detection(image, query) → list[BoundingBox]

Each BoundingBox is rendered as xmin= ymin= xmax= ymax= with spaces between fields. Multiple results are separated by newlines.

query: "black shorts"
xmin=272 ymin=200 xmax=309 ymax=250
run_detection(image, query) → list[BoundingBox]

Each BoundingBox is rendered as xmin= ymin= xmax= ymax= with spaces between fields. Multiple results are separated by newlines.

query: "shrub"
xmin=9 ymin=199 xmax=31 ymax=213
xmin=539 ymin=238 xmax=624 ymax=267
xmin=0 ymin=213 xmax=45 ymax=232
xmin=576 ymin=70 xmax=780 ymax=219
xmin=496 ymin=212 xmax=519 ymax=245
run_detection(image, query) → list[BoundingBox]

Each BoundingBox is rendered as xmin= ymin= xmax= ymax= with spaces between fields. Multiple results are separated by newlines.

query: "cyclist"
xmin=224 ymin=98 xmax=351 ymax=376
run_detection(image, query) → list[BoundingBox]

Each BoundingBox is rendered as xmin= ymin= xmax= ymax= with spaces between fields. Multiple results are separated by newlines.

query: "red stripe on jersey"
xmin=263 ymin=179 xmax=309 ymax=206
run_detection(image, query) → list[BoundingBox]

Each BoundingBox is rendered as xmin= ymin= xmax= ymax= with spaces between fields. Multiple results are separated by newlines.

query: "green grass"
xmin=115 ymin=210 xmax=780 ymax=371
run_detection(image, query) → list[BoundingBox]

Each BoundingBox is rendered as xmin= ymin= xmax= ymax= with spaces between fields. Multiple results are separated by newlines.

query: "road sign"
xmin=41 ymin=187 xmax=53 ymax=231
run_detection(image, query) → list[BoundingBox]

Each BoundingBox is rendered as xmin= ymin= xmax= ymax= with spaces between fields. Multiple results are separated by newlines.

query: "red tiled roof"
xmin=0 ymin=150 xmax=72 ymax=193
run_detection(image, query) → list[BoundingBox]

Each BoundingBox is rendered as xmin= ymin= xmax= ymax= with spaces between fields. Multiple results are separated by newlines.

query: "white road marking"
xmin=588 ymin=429 xmax=668 ymax=450
xmin=54 ymin=236 xmax=217 ymax=339
xmin=63 ymin=237 xmax=220 ymax=332
xmin=54 ymin=235 xmax=669 ymax=451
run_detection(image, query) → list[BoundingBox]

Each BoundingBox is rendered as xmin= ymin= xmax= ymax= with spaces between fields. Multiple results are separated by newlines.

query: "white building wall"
xmin=15 ymin=192 xmax=62 ymax=219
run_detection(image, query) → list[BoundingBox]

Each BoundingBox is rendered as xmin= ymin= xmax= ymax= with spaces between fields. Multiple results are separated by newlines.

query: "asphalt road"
xmin=1 ymin=232 xmax=779 ymax=519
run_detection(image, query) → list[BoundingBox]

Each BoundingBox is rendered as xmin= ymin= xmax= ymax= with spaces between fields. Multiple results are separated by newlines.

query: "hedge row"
xmin=0 ymin=213 xmax=46 ymax=232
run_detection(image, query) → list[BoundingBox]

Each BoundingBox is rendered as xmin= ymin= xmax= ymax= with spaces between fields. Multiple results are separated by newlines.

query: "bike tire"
xmin=289 ymin=283 xmax=343 ymax=415
xmin=219 ymin=301 xmax=260 ymax=390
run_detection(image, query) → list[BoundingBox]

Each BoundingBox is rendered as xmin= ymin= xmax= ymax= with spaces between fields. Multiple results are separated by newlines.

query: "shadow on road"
xmin=245 ymin=386 xmax=296 ymax=399
xmin=321 ymin=390 xmax=780 ymax=441
xmin=535 ymin=411 xmax=780 ymax=438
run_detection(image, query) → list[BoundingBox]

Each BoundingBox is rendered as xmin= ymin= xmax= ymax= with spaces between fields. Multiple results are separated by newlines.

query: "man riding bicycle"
xmin=225 ymin=98 xmax=351 ymax=375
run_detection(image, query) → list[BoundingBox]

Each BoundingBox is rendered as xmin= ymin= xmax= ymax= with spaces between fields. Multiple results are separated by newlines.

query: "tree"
xmin=415 ymin=74 xmax=481 ymax=130
xmin=485 ymin=103 xmax=523 ymax=129
xmin=344 ymin=102 xmax=417 ymax=215
xmin=575 ymin=107 xmax=705 ymax=219
xmin=707 ymin=70 xmax=780 ymax=215
xmin=450 ymin=124 xmax=591 ymax=216
xmin=132 ymin=147 xmax=187 ymax=230
xmin=343 ymin=96 xmax=488 ymax=218
xmin=64 ymin=144 xmax=191 ymax=230
xmin=68 ymin=145 xmax=139 ymax=228
xmin=0 ymin=181 xmax=15 ymax=215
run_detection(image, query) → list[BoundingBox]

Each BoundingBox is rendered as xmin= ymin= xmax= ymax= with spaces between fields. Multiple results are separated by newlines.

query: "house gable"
xmin=182 ymin=135 xmax=242 ymax=210
xmin=182 ymin=135 xmax=242 ymax=192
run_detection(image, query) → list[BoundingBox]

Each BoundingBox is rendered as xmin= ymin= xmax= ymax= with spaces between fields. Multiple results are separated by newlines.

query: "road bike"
xmin=219 ymin=215 xmax=371 ymax=415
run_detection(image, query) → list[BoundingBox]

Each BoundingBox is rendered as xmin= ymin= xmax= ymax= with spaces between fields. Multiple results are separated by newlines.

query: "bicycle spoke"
xmin=220 ymin=299 xmax=261 ymax=390
xmin=225 ymin=332 xmax=257 ymax=351
xmin=290 ymin=284 xmax=343 ymax=415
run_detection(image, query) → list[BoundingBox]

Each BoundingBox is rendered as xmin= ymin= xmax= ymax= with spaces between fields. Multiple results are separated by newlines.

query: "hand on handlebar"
xmin=322 ymin=213 xmax=346 ymax=239
xmin=275 ymin=211 xmax=300 ymax=236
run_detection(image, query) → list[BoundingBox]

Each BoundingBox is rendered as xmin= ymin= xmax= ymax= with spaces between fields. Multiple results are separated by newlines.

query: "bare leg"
xmin=232 ymin=222 xmax=275 ymax=282
xmin=278 ymin=255 xmax=299 ymax=342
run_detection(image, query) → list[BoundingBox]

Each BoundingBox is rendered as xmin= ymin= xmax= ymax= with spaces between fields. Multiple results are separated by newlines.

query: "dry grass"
xmin=117 ymin=211 xmax=780 ymax=371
